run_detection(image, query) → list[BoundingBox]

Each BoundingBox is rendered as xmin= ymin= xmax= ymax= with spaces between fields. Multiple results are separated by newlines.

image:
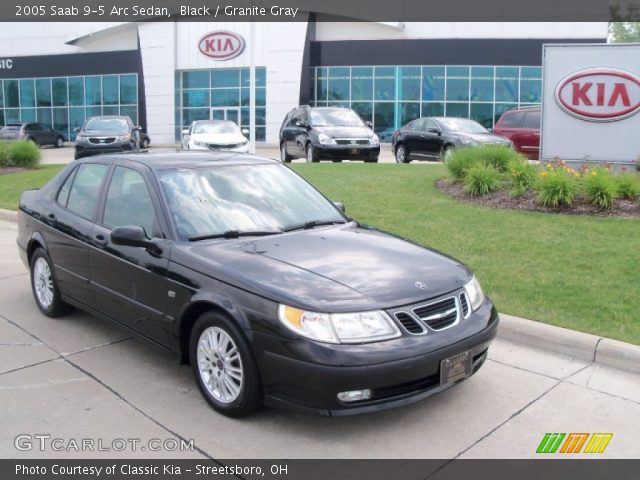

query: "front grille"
xmin=394 ymin=312 xmax=425 ymax=334
xmin=208 ymin=143 xmax=239 ymax=149
xmin=89 ymin=137 xmax=116 ymax=144
xmin=460 ymin=292 xmax=470 ymax=318
xmin=335 ymin=139 xmax=370 ymax=145
xmin=413 ymin=297 xmax=459 ymax=330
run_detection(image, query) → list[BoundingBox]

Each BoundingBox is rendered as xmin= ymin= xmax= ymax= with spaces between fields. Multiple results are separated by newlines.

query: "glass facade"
xmin=177 ymin=67 xmax=267 ymax=142
xmin=311 ymin=65 xmax=542 ymax=142
xmin=0 ymin=74 xmax=138 ymax=141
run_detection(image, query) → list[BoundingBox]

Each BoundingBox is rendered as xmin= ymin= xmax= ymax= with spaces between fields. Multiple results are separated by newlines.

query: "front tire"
xmin=441 ymin=145 xmax=454 ymax=163
xmin=395 ymin=145 xmax=409 ymax=163
xmin=189 ymin=312 xmax=262 ymax=417
xmin=141 ymin=137 xmax=150 ymax=149
xmin=306 ymin=143 xmax=318 ymax=163
xmin=55 ymin=137 xmax=64 ymax=148
xmin=280 ymin=143 xmax=293 ymax=163
xmin=30 ymin=248 xmax=71 ymax=317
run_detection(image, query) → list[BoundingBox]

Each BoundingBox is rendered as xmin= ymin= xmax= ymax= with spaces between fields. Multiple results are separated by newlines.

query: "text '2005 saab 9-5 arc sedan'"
xmin=17 ymin=152 xmax=498 ymax=417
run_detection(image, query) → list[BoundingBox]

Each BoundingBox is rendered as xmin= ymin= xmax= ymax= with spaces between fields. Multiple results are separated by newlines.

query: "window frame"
xmin=56 ymin=162 xmax=111 ymax=222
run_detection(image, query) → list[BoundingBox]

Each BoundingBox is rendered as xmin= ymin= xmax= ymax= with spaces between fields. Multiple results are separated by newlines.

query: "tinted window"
xmin=497 ymin=112 xmax=524 ymax=128
xmin=103 ymin=167 xmax=156 ymax=237
xmin=57 ymin=168 xmax=77 ymax=207
xmin=521 ymin=111 xmax=541 ymax=129
xmin=66 ymin=164 xmax=109 ymax=219
xmin=83 ymin=117 xmax=129 ymax=132
xmin=411 ymin=119 xmax=427 ymax=131
xmin=425 ymin=119 xmax=439 ymax=131
xmin=310 ymin=109 xmax=363 ymax=127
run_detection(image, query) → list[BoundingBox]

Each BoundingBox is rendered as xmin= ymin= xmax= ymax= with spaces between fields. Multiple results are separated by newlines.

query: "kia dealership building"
xmin=0 ymin=19 xmax=607 ymax=144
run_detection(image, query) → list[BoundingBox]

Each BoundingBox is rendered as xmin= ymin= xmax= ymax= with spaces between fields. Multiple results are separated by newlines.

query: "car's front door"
xmin=404 ymin=119 xmax=427 ymax=157
xmin=422 ymin=118 xmax=446 ymax=157
xmin=89 ymin=164 xmax=172 ymax=345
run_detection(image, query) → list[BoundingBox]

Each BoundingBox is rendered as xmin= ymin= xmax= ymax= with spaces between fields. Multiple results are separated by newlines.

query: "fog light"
xmin=337 ymin=389 xmax=372 ymax=403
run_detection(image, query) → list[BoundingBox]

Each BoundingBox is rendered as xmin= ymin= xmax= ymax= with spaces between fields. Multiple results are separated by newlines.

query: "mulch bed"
xmin=436 ymin=178 xmax=640 ymax=218
xmin=0 ymin=167 xmax=28 ymax=176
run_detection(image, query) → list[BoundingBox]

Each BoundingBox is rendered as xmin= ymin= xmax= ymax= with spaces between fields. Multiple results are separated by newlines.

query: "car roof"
xmin=504 ymin=106 xmax=541 ymax=113
xmin=78 ymin=151 xmax=278 ymax=170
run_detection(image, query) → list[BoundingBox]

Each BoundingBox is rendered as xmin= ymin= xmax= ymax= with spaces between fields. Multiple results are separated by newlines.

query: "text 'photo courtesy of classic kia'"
xmin=17 ymin=152 xmax=498 ymax=417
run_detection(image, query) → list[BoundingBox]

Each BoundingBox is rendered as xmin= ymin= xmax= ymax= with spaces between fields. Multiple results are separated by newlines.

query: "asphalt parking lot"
xmin=0 ymin=219 xmax=639 ymax=459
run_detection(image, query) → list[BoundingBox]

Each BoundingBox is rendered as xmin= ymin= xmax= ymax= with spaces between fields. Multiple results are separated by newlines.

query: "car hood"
xmin=178 ymin=223 xmax=470 ymax=312
xmin=453 ymin=132 xmax=511 ymax=145
xmin=314 ymin=125 xmax=373 ymax=139
xmin=190 ymin=133 xmax=246 ymax=145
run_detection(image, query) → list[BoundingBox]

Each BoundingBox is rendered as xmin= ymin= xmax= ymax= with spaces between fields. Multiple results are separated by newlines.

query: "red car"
xmin=493 ymin=107 xmax=540 ymax=159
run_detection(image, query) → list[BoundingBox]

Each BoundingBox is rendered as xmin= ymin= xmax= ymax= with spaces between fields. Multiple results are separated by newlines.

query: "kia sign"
xmin=554 ymin=68 xmax=640 ymax=122
xmin=199 ymin=31 xmax=245 ymax=60
xmin=541 ymin=44 xmax=640 ymax=165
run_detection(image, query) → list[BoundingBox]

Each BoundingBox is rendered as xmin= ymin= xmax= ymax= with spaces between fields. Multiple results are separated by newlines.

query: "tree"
xmin=608 ymin=4 xmax=640 ymax=42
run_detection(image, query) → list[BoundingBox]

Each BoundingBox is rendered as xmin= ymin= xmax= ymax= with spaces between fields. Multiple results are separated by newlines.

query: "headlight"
xmin=75 ymin=135 xmax=88 ymax=144
xmin=461 ymin=137 xmax=478 ymax=146
xmin=463 ymin=275 xmax=485 ymax=312
xmin=318 ymin=133 xmax=336 ymax=145
xmin=116 ymin=133 xmax=131 ymax=142
xmin=278 ymin=305 xmax=401 ymax=344
xmin=193 ymin=140 xmax=208 ymax=147
xmin=238 ymin=139 xmax=248 ymax=146
xmin=369 ymin=134 xmax=380 ymax=146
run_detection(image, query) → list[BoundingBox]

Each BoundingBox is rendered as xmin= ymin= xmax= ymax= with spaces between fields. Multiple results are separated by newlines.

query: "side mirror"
xmin=241 ymin=128 xmax=249 ymax=136
xmin=74 ymin=127 xmax=81 ymax=133
xmin=486 ymin=127 xmax=493 ymax=132
xmin=427 ymin=127 xmax=441 ymax=135
xmin=111 ymin=226 xmax=161 ymax=255
xmin=295 ymin=121 xmax=309 ymax=129
xmin=182 ymin=129 xmax=190 ymax=135
xmin=365 ymin=121 xmax=373 ymax=128
xmin=133 ymin=126 xmax=142 ymax=131
xmin=333 ymin=202 xmax=345 ymax=213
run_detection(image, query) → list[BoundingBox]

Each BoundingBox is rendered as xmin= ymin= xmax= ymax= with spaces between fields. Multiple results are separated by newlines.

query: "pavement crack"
xmin=0 ymin=377 xmax=88 ymax=390
xmin=0 ymin=342 xmax=43 ymax=346
xmin=593 ymin=337 xmax=604 ymax=363
xmin=487 ymin=358 xmax=560 ymax=380
xmin=0 ymin=272 xmax=28 ymax=281
xmin=65 ymin=337 xmax=134 ymax=357
xmin=0 ymin=357 xmax=61 ymax=376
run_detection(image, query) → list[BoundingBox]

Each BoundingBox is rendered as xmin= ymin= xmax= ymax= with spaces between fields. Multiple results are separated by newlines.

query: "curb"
xmin=0 ymin=208 xmax=17 ymax=222
xmin=498 ymin=314 xmax=639 ymax=374
xmin=0 ymin=210 xmax=637 ymax=373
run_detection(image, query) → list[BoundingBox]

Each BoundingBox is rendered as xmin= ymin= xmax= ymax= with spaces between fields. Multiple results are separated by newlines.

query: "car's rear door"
xmin=89 ymin=163 xmax=172 ymax=345
xmin=519 ymin=110 xmax=541 ymax=159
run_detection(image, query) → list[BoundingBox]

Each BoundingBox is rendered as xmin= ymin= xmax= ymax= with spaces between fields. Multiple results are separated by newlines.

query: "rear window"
xmin=521 ymin=111 xmax=541 ymax=129
xmin=497 ymin=111 xmax=524 ymax=128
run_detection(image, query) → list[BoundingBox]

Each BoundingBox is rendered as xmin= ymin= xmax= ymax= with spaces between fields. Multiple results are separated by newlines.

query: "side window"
xmin=497 ymin=112 xmax=524 ymax=128
xmin=425 ymin=119 xmax=439 ymax=131
xmin=288 ymin=110 xmax=302 ymax=127
xmin=66 ymin=164 xmax=109 ymax=219
xmin=56 ymin=168 xmax=77 ymax=207
xmin=412 ymin=119 xmax=426 ymax=131
xmin=522 ymin=111 xmax=541 ymax=129
xmin=103 ymin=167 xmax=157 ymax=238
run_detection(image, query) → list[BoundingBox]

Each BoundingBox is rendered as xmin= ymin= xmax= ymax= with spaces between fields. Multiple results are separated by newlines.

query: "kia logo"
xmin=414 ymin=281 xmax=428 ymax=290
xmin=199 ymin=31 xmax=245 ymax=60
xmin=555 ymin=67 xmax=640 ymax=122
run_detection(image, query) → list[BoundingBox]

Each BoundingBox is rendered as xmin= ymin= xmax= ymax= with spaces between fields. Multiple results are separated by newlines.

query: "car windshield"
xmin=438 ymin=118 xmax=488 ymax=134
xmin=84 ymin=118 xmax=128 ymax=131
xmin=158 ymin=164 xmax=345 ymax=240
xmin=193 ymin=121 xmax=239 ymax=135
xmin=310 ymin=109 xmax=364 ymax=127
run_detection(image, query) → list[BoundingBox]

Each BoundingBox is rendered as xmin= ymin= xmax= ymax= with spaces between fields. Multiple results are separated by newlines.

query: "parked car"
xmin=140 ymin=132 xmax=151 ymax=149
xmin=391 ymin=117 xmax=512 ymax=163
xmin=493 ymin=107 xmax=541 ymax=159
xmin=74 ymin=116 xmax=141 ymax=160
xmin=279 ymin=106 xmax=380 ymax=163
xmin=17 ymin=152 xmax=498 ymax=417
xmin=0 ymin=123 xmax=64 ymax=147
xmin=181 ymin=120 xmax=249 ymax=152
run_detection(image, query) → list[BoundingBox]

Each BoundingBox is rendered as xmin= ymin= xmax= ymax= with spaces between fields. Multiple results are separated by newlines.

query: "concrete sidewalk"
xmin=0 ymin=219 xmax=638 ymax=459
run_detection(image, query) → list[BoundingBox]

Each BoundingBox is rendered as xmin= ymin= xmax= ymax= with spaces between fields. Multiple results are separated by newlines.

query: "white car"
xmin=181 ymin=120 xmax=250 ymax=152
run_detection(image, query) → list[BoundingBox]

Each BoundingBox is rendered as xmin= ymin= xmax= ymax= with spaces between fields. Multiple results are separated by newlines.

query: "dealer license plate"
xmin=440 ymin=350 xmax=472 ymax=385
xmin=350 ymin=148 xmax=359 ymax=154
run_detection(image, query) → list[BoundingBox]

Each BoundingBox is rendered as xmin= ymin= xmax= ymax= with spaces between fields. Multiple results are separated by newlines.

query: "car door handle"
xmin=93 ymin=234 xmax=108 ymax=248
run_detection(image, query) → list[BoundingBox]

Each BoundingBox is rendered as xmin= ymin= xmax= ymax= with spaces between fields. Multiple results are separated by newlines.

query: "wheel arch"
xmin=27 ymin=232 xmax=47 ymax=264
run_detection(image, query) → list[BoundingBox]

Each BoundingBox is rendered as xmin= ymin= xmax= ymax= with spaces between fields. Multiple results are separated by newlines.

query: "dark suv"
xmin=493 ymin=107 xmax=540 ymax=160
xmin=74 ymin=116 xmax=141 ymax=160
xmin=0 ymin=123 xmax=64 ymax=147
xmin=279 ymin=106 xmax=379 ymax=163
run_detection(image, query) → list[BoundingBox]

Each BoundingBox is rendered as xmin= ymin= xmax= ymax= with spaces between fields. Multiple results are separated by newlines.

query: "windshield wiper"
xmin=282 ymin=220 xmax=346 ymax=232
xmin=188 ymin=230 xmax=282 ymax=242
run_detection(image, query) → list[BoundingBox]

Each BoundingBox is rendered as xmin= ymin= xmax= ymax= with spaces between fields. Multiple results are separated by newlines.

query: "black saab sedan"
xmin=17 ymin=152 xmax=498 ymax=417
xmin=391 ymin=117 xmax=512 ymax=163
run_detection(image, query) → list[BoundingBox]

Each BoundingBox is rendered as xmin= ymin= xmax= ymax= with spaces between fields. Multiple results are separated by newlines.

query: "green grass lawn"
xmin=0 ymin=162 xmax=638 ymax=344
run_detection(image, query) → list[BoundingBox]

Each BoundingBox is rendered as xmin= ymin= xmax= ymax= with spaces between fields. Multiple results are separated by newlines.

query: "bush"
xmin=446 ymin=148 xmax=482 ymax=180
xmin=616 ymin=173 xmax=640 ymax=200
xmin=7 ymin=140 xmax=40 ymax=168
xmin=446 ymin=145 xmax=526 ymax=180
xmin=464 ymin=163 xmax=502 ymax=196
xmin=0 ymin=141 xmax=10 ymax=167
xmin=507 ymin=159 xmax=537 ymax=197
xmin=536 ymin=169 xmax=576 ymax=207
xmin=582 ymin=168 xmax=618 ymax=209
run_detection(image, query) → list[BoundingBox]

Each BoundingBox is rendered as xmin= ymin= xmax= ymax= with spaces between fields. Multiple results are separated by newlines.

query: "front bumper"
xmin=314 ymin=144 xmax=380 ymax=161
xmin=188 ymin=142 xmax=250 ymax=153
xmin=255 ymin=300 xmax=499 ymax=416
xmin=74 ymin=142 xmax=135 ymax=159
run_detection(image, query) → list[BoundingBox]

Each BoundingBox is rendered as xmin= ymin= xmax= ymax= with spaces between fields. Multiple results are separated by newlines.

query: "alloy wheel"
xmin=396 ymin=145 xmax=406 ymax=163
xmin=33 ymin=257 xmax=54 ymax=309
xmin=197 ymin=327 xmax=244 ymax=404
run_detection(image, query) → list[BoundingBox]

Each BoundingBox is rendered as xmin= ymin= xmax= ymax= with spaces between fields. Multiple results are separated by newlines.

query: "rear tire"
xmin=27 ymin=137 xmax=39 ymax=147
xmin=395 ymin=144 xmax=409 ymax=163
xmin=55 ymin=137 xmax=64 ymax=148
xmin=280 ymin=143 xmax=293 ymax=163
xmin=29 ymin=248 xmax=72 ymax=317
xmin=189 ymin=312 xmax=262 ymax=417
xmin=141 ymin=138 xmax=150 ymax=149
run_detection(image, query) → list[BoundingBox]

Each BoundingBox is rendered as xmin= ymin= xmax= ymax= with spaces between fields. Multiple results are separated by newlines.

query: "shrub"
xmin=536 ymin=169 xmax=576 ymax=207
xmin=445 ymin=148 xmax=482 ymax=180
xmin=0 ymin=141 xmax=10 ymax=167
xmin=616 ymin=173 xmax=640 ymax=200
xmin=480 ymin=145 xmax=524 ymax=172
xmin=463 ymin=163 xmax=502 ymax=196
xmin=8 ymin=140 xmax=40 ymax=168
xmin=583 ymin=168 xmax=618 ymax=209
xmin=507 ymin=159 xmax=537 ymax=196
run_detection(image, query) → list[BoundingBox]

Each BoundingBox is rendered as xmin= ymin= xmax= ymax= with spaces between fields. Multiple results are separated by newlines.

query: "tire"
xmin=27 ymin=137 xmax=39 ymax=147
xmin=189 ymin=311 xmax=262 ymax=417
xmin=280 ymin=142 xmax=292 ymax=163
xmin=306 ymin=143 xmax=319 ymax=163
xmin=29 ymin=248 xmax=72 ymax=317
xmin=395 ymin=144 xmax=409 ymax=164
xmin=55 ymin=137 xmax=64 ymax=148
xmin=441 ymin=146 xmax=454 ymax=163
xmin=331 ymin=159 xmax=342 ymax=163
xmin=141 ymin=138 xmax=150 ymax=149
